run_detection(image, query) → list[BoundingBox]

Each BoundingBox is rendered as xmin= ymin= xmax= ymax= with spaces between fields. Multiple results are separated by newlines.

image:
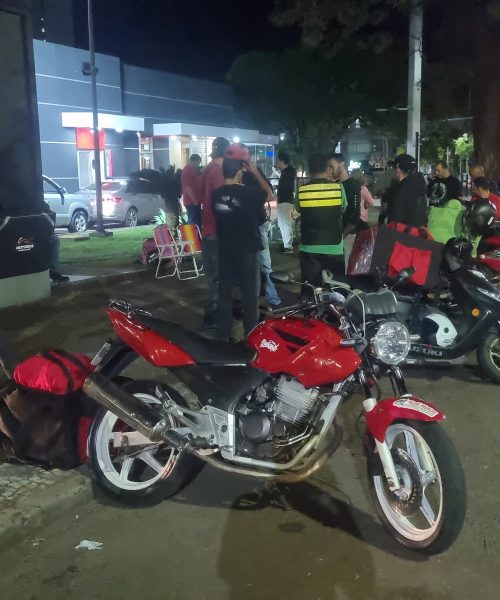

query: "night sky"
xmin=74 ymin=0 xmax=299 ymax=81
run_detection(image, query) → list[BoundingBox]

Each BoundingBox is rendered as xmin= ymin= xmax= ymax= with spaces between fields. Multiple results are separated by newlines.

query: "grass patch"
xmin=60 ymin=225 xmax=154 ymax=264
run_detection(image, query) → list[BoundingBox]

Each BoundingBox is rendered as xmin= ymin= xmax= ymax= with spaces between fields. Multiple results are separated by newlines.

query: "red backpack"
xmin=0 ymin=350 xmax=96 ymax=467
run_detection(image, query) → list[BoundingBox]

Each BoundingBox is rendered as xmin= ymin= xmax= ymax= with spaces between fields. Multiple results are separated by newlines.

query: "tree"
xmin=419 ymin=120 xmax=460 ymax=166
xmin=454 ymin=133 xmax=474 ymax=174
xmin=229 ymin=46 xmax=406 ymax=168
xmin=272 ymin=0 xmax=500 ymax=178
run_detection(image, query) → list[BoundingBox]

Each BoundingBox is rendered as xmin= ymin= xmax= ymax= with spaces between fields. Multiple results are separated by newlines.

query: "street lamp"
xmin=406 ymin=0 xmax=423 ymax=161
xmin=85 ymin=0 xmax=109 ymax=236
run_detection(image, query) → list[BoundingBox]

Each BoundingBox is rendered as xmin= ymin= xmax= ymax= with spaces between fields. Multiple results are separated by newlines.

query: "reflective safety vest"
xmin=298 ymin=180 xmax=344 ymax=246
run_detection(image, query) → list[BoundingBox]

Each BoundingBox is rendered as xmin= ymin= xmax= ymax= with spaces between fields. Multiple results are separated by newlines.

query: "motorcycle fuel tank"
xmin=248 ymin=317 xmax=361 ymax=387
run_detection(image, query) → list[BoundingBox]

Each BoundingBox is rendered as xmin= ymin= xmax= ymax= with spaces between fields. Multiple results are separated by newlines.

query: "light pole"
xmin=87 ymin=0 xmax=106 ymax=235
xmin=406 ymin=0 xmax=423 ymax=161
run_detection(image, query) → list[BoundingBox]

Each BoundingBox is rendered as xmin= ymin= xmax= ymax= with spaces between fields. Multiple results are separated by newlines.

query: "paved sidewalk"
xmin=0 ymin=246 xmax=299 ymax=548
xmin=0 ymin=463 xmax=92 ymax=550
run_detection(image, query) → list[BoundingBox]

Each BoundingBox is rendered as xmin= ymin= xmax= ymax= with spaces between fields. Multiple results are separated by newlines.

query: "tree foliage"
xmin=229 ymin=45 xmax=405 ymax=167
xmin=272 ymin=0 xmax=500 ymax=177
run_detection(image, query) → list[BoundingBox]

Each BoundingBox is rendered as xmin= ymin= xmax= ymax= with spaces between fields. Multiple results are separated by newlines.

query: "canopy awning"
xmin=152 ymin=122 xmax=278 ymax=144
xmin=61 ymin=112 xmax=144 ymax=132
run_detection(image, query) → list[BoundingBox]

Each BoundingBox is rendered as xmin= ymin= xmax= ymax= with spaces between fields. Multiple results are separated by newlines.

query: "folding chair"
xmin=153 ymin=225 xmax=178 ymax=279
xmin=176 ymin=224 xmax=204 ymax=280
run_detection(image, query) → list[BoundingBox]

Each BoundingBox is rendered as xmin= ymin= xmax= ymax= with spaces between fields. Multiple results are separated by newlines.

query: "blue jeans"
xmin=258 ymin=223 xmax=281 ymax=306
xmin=186 ymin=205 xmax=202 ymax=230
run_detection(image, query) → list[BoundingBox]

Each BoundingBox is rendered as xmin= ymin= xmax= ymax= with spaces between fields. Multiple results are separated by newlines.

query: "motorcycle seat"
xmin=134 ymin=315 xmax=256 ymax=365
xmin=345 ymin=290 xmax=398 ymax=323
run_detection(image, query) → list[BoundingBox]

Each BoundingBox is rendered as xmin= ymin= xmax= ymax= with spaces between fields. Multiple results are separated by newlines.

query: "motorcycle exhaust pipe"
xmin=83 ymin=373 xmax=188 ymax=449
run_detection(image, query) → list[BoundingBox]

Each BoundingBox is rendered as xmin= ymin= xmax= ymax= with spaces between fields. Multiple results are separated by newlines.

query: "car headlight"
xmin=371 ymin=321 xmax=410 ymax=365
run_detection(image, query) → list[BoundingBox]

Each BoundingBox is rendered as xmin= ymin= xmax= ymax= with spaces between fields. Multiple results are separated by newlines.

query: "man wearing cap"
xmin=386 ymin=153 xmax=428 ymax=228
xmin=212 ymin=144 xmax=268 ymax=340
xmin=200 ymin=137 xmax=230 ymax=330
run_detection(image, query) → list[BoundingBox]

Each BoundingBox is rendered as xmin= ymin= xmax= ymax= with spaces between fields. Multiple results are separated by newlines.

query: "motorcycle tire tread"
xmin=367 ymin=420 xmax=466 ymax=555
xmin=477 ymin=333 xmax=500 ymax=384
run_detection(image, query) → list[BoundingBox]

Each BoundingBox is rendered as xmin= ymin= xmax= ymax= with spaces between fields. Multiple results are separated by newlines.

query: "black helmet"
xmin=465 ymin=199 xmax=496 ymax=235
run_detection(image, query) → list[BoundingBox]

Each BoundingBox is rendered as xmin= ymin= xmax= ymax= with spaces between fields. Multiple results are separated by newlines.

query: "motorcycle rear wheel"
xmin=368 ymin=420 xmax=466 ymax=554
xmin=477 ymin=333 xmax=500 ymax=384
xmin=88 ymin=380 xmax=202 ymax=506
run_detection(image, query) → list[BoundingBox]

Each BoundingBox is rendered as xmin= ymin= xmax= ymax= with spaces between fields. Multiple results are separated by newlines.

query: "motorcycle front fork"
xmin=358 ymin=367 xmax=403 ymax=492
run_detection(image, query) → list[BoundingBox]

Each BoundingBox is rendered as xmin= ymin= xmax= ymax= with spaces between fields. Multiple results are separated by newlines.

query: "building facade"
xmin=34 ymin=40 xmax=277 ymax=192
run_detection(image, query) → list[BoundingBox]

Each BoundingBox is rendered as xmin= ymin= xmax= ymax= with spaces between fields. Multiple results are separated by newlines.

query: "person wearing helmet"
xmin=465 ymin=198 xmax=496 ymax=237
xmin=211 ymin=144 xmax=268 ymax=341
xmin=472 ymin=177 xmax=500 ymax=218
xmin=386 ymin=154 xmax=428 ymax=228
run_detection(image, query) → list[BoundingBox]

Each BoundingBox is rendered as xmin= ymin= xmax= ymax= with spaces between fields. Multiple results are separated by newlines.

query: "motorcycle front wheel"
xmin=477 ymin=333 xmax=500 ymax=384
xmin=368 ymin=420 xmax=466 ymax=554
xmin=88 ymin=380 xmax=202 ymax=506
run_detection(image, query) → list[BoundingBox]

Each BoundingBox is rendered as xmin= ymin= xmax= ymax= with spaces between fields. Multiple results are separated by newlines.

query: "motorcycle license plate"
xmin=91 ymin=342 xmax=112 ymax=366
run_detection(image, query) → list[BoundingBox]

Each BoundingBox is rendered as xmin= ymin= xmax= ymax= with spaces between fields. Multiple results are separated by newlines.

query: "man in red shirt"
xmin=181 ymin=154 xmax=202 ymax=229
xmin=473 ymin=177 xmax=500 ymax=218
xmin=200 ymin=136 xmax=230 ymax=330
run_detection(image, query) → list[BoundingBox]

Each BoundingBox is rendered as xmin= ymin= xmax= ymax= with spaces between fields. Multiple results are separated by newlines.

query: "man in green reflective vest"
xmin=297 ymin=153 xmax=347 ymax=294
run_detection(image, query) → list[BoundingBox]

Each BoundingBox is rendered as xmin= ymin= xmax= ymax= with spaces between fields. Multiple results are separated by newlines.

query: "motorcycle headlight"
xmin=371 ymin=321 xmax=411 ymax=365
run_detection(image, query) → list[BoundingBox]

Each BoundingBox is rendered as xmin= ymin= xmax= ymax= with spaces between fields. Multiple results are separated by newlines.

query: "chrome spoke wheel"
xmin=372 ymin=423 xmax=443 ymax=543
xmin=94 ymin=392 xmax=178 ymax=491
xmin=488 ymin=338 xmax=500 ymax=368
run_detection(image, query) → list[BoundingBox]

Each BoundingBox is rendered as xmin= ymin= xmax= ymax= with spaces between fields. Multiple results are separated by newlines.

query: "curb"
xmin=0 ymin=467 xmax=93 ymax=551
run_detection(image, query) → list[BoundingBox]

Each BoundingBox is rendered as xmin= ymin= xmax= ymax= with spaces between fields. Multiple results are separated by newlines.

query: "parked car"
xmin=43 ymin=175 xmax=95 ymax=233
xmin=87 ymin=179 xmax=165 ymax=227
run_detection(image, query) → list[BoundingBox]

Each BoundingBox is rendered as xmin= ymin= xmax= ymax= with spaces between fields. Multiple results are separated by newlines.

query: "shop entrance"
xmin=77 ymin=150 xmax=112 ymax=189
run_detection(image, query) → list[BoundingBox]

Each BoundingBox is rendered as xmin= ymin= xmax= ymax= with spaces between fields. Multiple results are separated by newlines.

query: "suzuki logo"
xmin=410 ymin=343 xmax=444 ymax=358
xmin=260 ymin=339 xmax=279 ymax=352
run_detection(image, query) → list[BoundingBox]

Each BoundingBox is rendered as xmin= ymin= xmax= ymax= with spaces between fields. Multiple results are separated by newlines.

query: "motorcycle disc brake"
xmin=381 ymin=448 xmax=423 ymax=517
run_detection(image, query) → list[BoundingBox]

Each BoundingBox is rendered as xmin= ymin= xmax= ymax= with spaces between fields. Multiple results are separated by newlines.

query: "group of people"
xmin=181 ymin=138 xmax=499 ymax=342
xmin=180 ymin=137 xmax=282 ymax=342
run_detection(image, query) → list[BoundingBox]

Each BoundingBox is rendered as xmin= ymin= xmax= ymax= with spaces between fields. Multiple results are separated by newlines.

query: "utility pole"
xmin=406 ymin=0 xmax=423 ymax=159
xmin=87 ymin=0 xmax=105 ymax=234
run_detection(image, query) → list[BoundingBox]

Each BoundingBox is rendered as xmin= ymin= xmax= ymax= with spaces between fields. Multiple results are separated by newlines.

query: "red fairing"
xmin=474 ymin=255 xmax=500 ymax=272
xmin=248 ymin=317 xmax=361 ymax=387
xmin=365 ymin=396 xmax=445 ymax=442
xmin=107 ymin=308 xmax=195 ymax=367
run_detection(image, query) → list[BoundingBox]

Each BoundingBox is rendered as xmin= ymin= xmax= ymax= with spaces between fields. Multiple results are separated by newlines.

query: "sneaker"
xmin=50 ymin=271 xmax=70 ymax=284
xmin=280 ymin=248 xmax=294 ymax=254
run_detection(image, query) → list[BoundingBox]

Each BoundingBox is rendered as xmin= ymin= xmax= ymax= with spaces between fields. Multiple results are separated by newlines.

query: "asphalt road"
xmin=0 ymin=270 xmax=499 ymax=600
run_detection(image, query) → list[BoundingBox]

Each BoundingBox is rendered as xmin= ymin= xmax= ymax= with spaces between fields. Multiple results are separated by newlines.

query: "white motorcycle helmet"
xmin=421 ymin=313 xmax=458 ymax=347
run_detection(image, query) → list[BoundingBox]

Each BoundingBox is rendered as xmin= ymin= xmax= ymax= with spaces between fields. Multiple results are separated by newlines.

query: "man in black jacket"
xmin=212 ymin=145 xmax=267 ymax=341
xmin=276 ymin=152 xmax=296 ymax=253
xmin=386 ymin=154 xmax=428 ymax=228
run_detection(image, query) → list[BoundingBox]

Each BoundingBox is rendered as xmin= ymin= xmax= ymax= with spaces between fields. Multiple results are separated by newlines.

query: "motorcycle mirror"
xmin=270 ymin=271 xmax=296 ymax=284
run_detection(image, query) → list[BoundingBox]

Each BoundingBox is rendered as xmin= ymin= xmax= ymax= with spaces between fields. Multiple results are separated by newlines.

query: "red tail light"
xmin=103 ymin=196 xmax=121 ymax=204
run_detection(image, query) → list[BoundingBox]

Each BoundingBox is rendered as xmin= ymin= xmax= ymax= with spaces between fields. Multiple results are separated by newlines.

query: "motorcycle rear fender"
xmin=365 ymin=395 xmax=445 ymax=443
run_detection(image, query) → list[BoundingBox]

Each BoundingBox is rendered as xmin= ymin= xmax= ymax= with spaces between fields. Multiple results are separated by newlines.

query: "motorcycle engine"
xmin=236 ymin=376 xmax=320 ymax=460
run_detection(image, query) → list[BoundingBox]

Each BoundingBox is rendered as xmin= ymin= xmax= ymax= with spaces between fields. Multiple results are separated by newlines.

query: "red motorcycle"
xmin=84 ymin=291 xmax=465 ymax=554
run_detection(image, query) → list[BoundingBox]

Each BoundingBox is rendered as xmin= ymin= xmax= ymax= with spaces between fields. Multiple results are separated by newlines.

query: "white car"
xmin=43 ymin=175 xmax=95 ymax=232
xmin=87 ymin=180 xmax=165 ymax=227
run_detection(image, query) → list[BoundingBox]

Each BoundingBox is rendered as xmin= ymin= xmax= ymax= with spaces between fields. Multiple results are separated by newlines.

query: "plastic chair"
xmin=153 ymin=225 xmax=177 ymax=279
xmin=176 ymin=224 xmax=204 ymax=280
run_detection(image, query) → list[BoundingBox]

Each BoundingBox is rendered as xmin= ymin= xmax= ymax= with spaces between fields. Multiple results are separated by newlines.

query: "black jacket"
xmin=387 ymin=173 xmax=428 ymax=228
xmin=277 ymin=166 xmax=296 ymax=204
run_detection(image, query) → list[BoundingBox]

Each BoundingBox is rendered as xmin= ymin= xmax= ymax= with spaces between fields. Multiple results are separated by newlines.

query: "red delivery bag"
xmin=347 ymin=226 xmax=378 ymax=276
